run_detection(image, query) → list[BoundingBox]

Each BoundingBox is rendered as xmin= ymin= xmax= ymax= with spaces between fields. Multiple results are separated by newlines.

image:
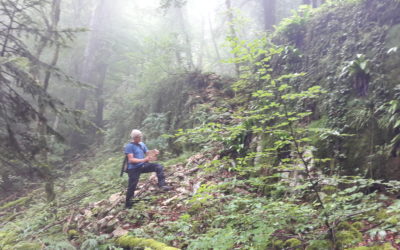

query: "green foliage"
xmin=343 ymin=54 xmax=370 ymax=76
xmin=172 ymin=20 xmax=400 ymax=248
xmin=0 ymin=0 xmax=77 ymax=195
xmin=80 ymin=235 xmax=109 ymax=250
xmin=142 ymin=113 xmax=169 ymax=150
xmin=46 ymin=241 xmax=76 ymax=250
xmin=275 ymin=5 xmax=313 ymax=46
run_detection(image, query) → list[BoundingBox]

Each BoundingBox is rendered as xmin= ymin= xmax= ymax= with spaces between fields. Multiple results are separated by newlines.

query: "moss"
xmin=284 ymin=238 xmax=302 ymax=248
xmin=348 ymin=243 xmax=396 ymax=250
xmin=386 ymin=217 xmax=399 ymax=225
xmin=0 ymin=197 xmax=30 ymax=210
xmin=306 ymin=240 xmax=332 ymax=250
xmin=321 ymin=185 xmax=337 ymax=195
xmin=116 ymin=235 xmax=180 ymax=250
xmin=373 ymin=243 xmax=395 ymax=250
xmin=67 ymin=229 xmax=79 ymax=240
xmin=376 ymin=210 xmax=390 ymax=221
xmin=272 ymin=239 xmax=284 ymax=249
xmin=352 ymin=222 xmax=364 ymax=230
xmin=0 ymin=231 xmax=18 ymax=247
xmin=337 ymin=221 xmax=353 ymax=231
xmin=386 ymin=24 xmax=400 ymax=48
xmin=4 ymin=242 xmax=42 ymax=250
xmin=337 ymin=221 xmax=363 ymax=241
xmin=336 ymin=230 xmax=362 ymax=249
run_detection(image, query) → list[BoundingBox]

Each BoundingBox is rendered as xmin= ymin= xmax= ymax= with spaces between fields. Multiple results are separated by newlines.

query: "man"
xmin=124 ymin=129 xmax=171 ymax=208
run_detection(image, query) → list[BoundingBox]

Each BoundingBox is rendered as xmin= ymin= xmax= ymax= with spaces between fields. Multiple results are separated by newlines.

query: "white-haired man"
xmin=124 ymin=129 xmax=171 ymax=208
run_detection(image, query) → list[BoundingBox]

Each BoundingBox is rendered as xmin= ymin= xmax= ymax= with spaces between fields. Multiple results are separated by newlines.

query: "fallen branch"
xmin=34 ymin=216 xmax=69 ymax=236
xmin=63 ymin=209 xmax=76 ymax=233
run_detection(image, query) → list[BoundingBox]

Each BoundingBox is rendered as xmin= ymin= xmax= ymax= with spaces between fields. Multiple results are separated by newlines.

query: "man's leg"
xmin=141 ymin=163 xmax=170 ymax=188
xmin=126 ymin=168 xmax=141 ymax=208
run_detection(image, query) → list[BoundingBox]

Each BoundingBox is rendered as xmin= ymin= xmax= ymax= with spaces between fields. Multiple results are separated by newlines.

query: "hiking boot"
xmin=125 ymin=200 xmax=137 ymax=209
xmin=159 ymin=185 xmax=172 ymax=191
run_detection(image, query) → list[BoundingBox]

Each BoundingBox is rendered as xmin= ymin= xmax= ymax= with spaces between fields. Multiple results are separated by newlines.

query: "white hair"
xmin=130 ymin=129 xmax=143 ymax=139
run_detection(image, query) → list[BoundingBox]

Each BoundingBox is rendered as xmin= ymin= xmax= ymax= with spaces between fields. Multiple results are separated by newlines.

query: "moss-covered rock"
xmin=67 ymin=229 xmax=79 ymax=240
xmin=336 ymin=230 xmax=363 ymax=249
xmin=337 ymin=221 xmax=354 ymax=231
xmin=284 ymin=238 xmax=302 ymax=248
xmin=272 ymin=239 xmax=284 ymax=249
xmin=115 ymin=235 xmax=180 ymax=250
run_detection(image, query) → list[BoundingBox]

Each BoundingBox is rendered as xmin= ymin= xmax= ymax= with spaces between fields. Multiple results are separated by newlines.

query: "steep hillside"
xmin=274 ymin=0 xmax=400 ymax=179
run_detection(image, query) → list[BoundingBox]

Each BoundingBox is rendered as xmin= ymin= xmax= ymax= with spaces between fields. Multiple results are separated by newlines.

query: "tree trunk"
xmin=208 ymin=14 xmax=223 ymax=72
xmin=262 ymin=0 xmax=276 ymax=31
xmin=196 ymin=17 xmax=205 ymax=69
xmin=303 ymin=0 xmax=311 ymax=5
xmin=71 ymin=0 xmax=114 ymax=148
xmin=93 ymin=62 xmax=109 ymax=144
xmin=225 ymin=0 xmax=240 ymax=77
xmin=167 ymin=4 xmax=195 ymax=71
xmin=36 ymin=0 xmax=62 ymax=202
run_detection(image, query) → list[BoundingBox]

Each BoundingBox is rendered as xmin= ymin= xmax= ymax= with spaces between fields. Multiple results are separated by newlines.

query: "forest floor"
xmin=1 ymin=149 xmax=400 ymax=249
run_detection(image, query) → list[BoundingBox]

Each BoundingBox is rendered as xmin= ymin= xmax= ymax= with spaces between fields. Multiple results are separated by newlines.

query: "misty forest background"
xmin=1 ymin=0 xmax=400 ymax=249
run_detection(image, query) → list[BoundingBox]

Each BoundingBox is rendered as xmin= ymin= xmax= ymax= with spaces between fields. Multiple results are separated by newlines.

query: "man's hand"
xmin=144 ymin=156 xmax=150 ymax=162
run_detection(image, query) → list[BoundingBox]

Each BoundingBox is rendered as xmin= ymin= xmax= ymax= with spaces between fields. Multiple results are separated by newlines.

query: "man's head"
xmin=130 ymin=129 xmax=143 ymax=143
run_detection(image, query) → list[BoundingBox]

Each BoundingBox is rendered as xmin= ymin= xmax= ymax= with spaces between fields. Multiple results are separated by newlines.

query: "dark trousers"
xmin=125 ymin=163 xmax=166 ymax=204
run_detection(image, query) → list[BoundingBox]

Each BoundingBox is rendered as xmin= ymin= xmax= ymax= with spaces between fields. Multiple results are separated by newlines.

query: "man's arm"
xmin=127 ymin=153 xmax=149 ymax=163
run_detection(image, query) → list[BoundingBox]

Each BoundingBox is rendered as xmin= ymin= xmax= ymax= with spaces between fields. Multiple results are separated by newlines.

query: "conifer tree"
xmin=0 ymin=0 xmax=74 ymax=199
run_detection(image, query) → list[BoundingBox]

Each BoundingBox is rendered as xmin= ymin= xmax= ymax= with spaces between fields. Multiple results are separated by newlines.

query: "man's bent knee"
xmin=155 ymin=164 xmax=164 ymax=172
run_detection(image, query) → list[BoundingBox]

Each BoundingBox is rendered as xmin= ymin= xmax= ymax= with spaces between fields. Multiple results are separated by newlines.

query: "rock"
xmin=106 ymin=218 xmax=119 ymax=228
xmin=109 ymin=193 xmax=122 ymax=203
xmin=84 ymin=209 xmax=92 ymax=218
xmin=162 ymin=195 xmax=179 ymax=205
xmin=112 ymin=226 xmax=129 ymax=237
xmin=176 ymin=173 xmax=185 ymax=180
xmin=176 ymin=187 xmax=190 ymax=195
xmin=94 ymin=199 xmax=109 ymax=207
xmin=103 ymin=218 xmax=119 ymax=233
xmin=97 ymin=215 xmax=114 ymax=228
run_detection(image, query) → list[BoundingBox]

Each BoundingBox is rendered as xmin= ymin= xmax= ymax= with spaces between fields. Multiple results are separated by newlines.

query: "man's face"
xmin=133 ymin=135 xmax=142 ymax=143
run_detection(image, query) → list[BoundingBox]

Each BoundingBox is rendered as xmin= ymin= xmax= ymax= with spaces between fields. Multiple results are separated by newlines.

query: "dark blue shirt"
xmin=124 ymin=142 xmax=148 ymax=169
